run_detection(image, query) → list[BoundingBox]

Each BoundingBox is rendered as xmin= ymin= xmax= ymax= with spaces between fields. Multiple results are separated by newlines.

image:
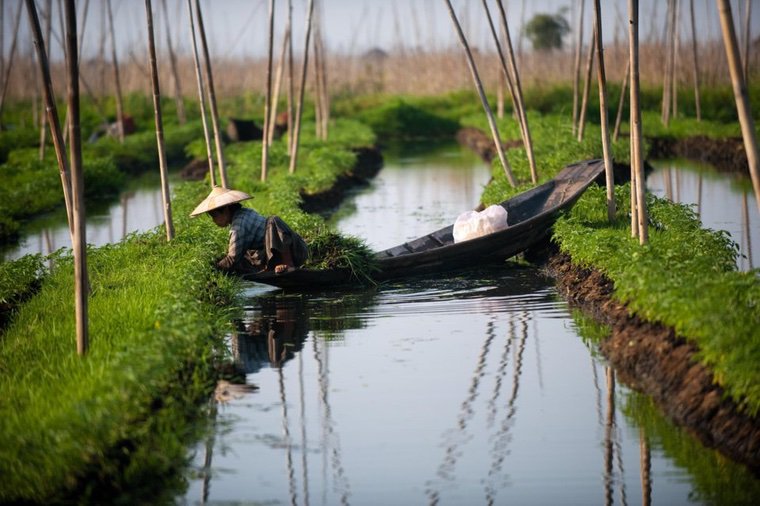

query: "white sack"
xmin=452 ymin=205 xmax=509 ymax=243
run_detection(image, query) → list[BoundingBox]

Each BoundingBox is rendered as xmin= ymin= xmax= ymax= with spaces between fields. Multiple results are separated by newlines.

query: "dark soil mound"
xmin=546 ymin=253 xmax=760 ymax=476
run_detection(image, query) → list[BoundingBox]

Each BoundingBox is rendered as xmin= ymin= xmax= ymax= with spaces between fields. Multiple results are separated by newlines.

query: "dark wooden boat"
xmin=243 ymin=159 xmax=605 ymax=289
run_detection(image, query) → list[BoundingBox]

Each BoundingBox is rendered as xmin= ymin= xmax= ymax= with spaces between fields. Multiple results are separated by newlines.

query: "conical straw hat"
xmin=190 ymin=186 xmax=253 ymax=217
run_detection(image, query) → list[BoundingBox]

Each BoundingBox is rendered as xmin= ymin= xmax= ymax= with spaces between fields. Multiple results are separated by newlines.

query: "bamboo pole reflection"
xmin=664 ymin=167 xmax=673 ymax=201
xmin=742 ymin=192 xmax=753 ymax=269
xmin=604 ymin=367 xmax=615 ymax=506
xmin=485 ymin=311 xmax=528 ymax=504
xmin=200 ymin=399 xmax=217 ymax=506
xmin=426 ymin=308 xmax=530 ymax=505
xmin=298 ymin=350 xmax=310 ymax=506
xmin=278 ymin=363 xmax=298 ymax=506
xmin=313 ymin=337 xmax=350 ymax=505
xmin=426 ymin=315 xmax=497 ymax=505
xmin=639 ymin=428 xmax=652 ymax=506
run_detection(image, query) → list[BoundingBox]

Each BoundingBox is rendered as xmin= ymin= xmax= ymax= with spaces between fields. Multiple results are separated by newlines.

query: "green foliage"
xmin=624 ymin=392 xmax=760 ymax=504
xmin=354 ymin=97 xmax=460 ymax=140
xmin=554 ymin=184 xmax=760 ymax=415
xmin=523 ymin=10 xmax=571 ymax=50
xmin=0 ymin=127 xmax=39 ymax=163
xmin=0 ymin=184 xmax=238 ymax=502
xmin=0 ymin=254 xmax=47 ymax=328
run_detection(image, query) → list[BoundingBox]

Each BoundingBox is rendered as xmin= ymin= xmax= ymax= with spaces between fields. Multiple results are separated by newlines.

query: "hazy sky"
xmin=3 ymin=0 xmax=760 ymax=62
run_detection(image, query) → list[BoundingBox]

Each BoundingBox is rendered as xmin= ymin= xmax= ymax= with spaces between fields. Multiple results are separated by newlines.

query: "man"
xmin=191 ymin=186 xmax=308 ymax=274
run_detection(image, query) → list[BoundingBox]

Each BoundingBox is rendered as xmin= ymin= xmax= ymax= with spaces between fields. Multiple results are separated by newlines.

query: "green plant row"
xmin=554 ymin=183 xmax=760 ymax=415
xmin=0 ymin=121 xmax=202 ymax=245
xmin=0 ymin=116 xmax=379 ymax=502
xmin=0 ymin=187 xmax=237 ymax=502
xmin=462 ymin=109 xmax=759 ymax=416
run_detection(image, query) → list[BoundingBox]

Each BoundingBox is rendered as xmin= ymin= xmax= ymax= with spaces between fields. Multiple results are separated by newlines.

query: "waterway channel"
xmin=176 ymin=144 xmax=760 ymax=505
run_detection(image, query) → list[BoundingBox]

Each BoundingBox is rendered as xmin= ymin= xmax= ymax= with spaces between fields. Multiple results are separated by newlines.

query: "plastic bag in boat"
xmin=452 ymin=205 xmax=509 ymax=243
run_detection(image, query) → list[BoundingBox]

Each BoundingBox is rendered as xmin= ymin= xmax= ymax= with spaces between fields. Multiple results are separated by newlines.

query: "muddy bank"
xmin=299 ymin=146 xmax=383 ymax=214
xmin=647 ymin=135 xmax=748 ymax=176
xmin=455 ymin=127 xmax=522 ymax=162
xmin=545 ymin=253 xmax=760 ymax=476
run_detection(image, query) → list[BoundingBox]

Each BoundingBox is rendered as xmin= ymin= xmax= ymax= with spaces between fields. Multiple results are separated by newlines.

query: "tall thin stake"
xmin=195 ymin=0 xmax=228 ymax=188
xmin=717 ymin=0 xmax=760 ymax=213
xmin=186 ymin=0 xmax=216 ymax=187
xmin=145 ymin=0 xmax=174 ymax=241
xmin=161 ymin=0 xmax=186 ymax=124
xmin=577 ymin=29 xmax=595 ymax=142
xmin=64 ymin=0 xmax=89 ymax=356
xmin=494 ymin=0 xmax=537 ymax=184
xmin=262 ymin=0 xmax=276 ymax=181
xmin=288 ymin=0 xmax=315 ymax=175
xmin=25 ymin=0 xmax=74 ymax=234
xmin=0 ymin=2 xmax=23 ymax=129
xmin=572 ymin=0 xmax=585 ymax=136
xmin=593 ymin=0 xmax=616 ymax=221
xmin=444 ymin=0 xmax=516 ymax=187
xmin=39 ymin=0 xmax=53 ymax=159
xmin=106 ymin=0 xmax=125 ymax=142
xmin=742 ymin=0 xmax=751 ymax=82
xmin=267 ymin=26 xmax=290 ymax=145
xmin=613 ymin=58 xmax=630 ymax=142
xmin=629 ymin=0 xmax=648 ymax=244
xmin=286 ymin=0 xmax=294 ymax=155
xmin=689 ymin=0 xmax=702 ymax=120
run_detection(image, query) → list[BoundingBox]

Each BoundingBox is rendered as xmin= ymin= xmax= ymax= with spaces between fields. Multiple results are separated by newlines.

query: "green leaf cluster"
xmin=554 ymin=184 xmax=760 ymax=415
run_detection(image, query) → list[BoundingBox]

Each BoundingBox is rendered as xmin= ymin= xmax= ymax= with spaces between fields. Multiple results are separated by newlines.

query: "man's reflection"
xmin=231 ymin=296 xmax=309 ymax=372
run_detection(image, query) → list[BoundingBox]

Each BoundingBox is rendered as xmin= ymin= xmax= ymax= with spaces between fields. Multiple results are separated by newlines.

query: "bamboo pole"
xmin=25 ymin=0 xmax=74 ymax=235
xmin=194 ymin=0 xmax=228 ymax=188
xmin=572 ymin=0 xmax=585 ymax=136
xmin=316 ymin=19 xmax=329 ymax=140
xmin=261 ymin=0 xmax=275 ymax=181
xmin=64 ymin=0 xmax=89 ymax=356
xmin=672 ymin=0 xmax=680 ymax=119
xmin=287 ymin=0 xmax=294 ymax=155
xmin=0 ymin=1 xmax=23 ymax=129
xmin=161 ymin=0 xmax=186 ymax=125
xmin=186 ymin=0 xmax=216 ymax=187
xmin=77 ymin=0 xmax=90 ymax=64
xmin=106 ymin=0 xmax=125 ymax=142
xmin=494 ymin=0 xmax=537 ymax=184
xmin=267 ymin=26 xmax=289 ymax=145
xmin=0 ymin=0 xmax=4 ymax=82
xmin=39 ymin=0 xmax=53 ymax=160
xmin=444 ymin=0 xmax=516 ymax=187
xmin=490 ymin=0 xmax=538 ymax=184
xmin=288 ymin=0 xmax=315 ymax=175
xmin=577 ymin=29 xmax=595 ymax=142
xmin=144 ymin=0 xmax=174 ymax=241
xmin=629 ymin=0 xmax=648 ymax=244
xmin=593 ymin=0 xmax=616 ymax=221
xmin=312 ymin=12 xmax=324 ymax=140
xmin=742 ymin=0 xmax=751 ymax=82
xmin=717 ymin=0 xmax=760 ymax=214
xmin=613 ymin=59 xmax=630 ymax=142
xmin=689 ymin=0 xmax=702 ymax=121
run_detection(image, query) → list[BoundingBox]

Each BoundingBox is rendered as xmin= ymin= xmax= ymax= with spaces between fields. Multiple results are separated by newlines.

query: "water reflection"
xmin=2 ymin=172 xmax=175 ymax=261
xmin=648 ymin=160 xmax=759 ymax=271
xmin=179 ymin=145 xmax=760 ymax=505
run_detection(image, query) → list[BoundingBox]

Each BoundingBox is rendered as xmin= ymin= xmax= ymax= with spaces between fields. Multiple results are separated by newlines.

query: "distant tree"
xmin=524 ymin=10 xmax=570 ymax=50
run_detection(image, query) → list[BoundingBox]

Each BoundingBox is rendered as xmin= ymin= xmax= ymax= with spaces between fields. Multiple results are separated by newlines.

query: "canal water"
xmin=647 ymin=159 xmax=759 ymax=272
xmin=0 ymin=170 xmax=177 ymax=261
xmin=178 ymin=144 xmax=760 ymax=505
